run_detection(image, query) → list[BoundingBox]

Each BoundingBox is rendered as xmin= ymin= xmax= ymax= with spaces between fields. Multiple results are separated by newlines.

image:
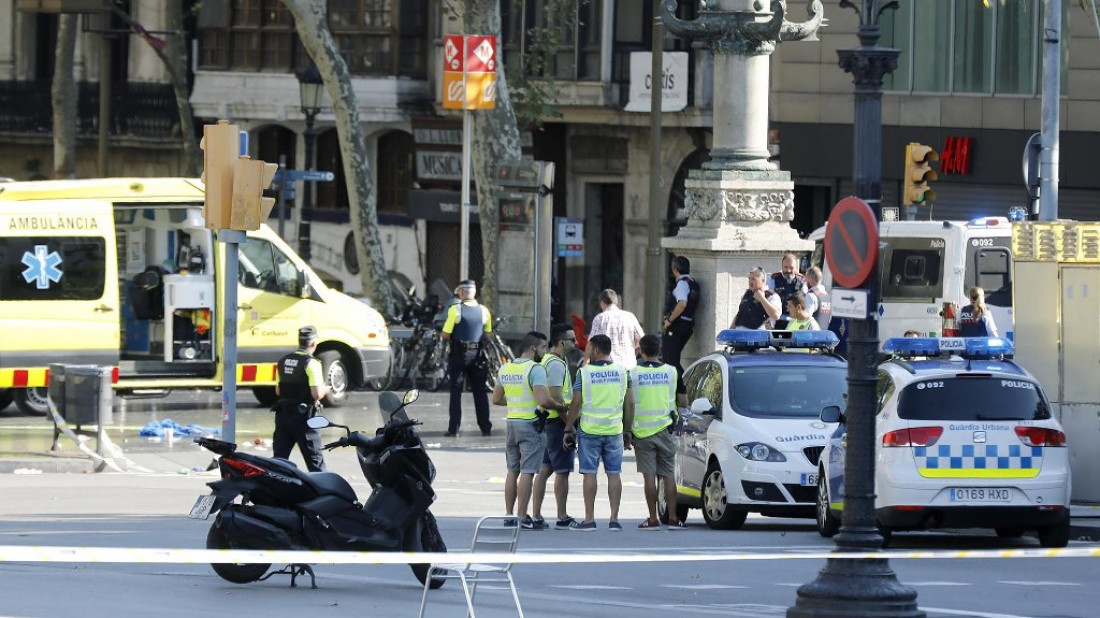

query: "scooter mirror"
xmin=306 ymin=416 xmax=331 ymax=430
xmin=402 ymin=389 xmax=420 ymax=405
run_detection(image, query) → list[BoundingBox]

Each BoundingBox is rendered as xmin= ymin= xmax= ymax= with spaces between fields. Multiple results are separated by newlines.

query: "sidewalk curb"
xmin=1069 ymin=522 xmax=1100 ymax=542
xmin=0 ymin=455 xmax=94 ymax=474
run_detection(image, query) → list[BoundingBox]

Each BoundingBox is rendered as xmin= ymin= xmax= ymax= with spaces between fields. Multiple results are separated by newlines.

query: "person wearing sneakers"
xmin=531 ymin=323 xmax=580 ymax=530
xmin=563 ymin=334 xmax=634 ymax=531
xmin=630 ymin=334 xmax=684 ymax=531
xmin=491 ymin=331 xmax=568 ymax=530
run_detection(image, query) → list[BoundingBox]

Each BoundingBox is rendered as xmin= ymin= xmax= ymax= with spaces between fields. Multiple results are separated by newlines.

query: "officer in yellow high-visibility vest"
xmin=563 ymin=334 xmax=634 ymax=532
xmin=531 ymin=323 xmax=580 ymax=530
xmin=491 ymin=331 xmax=567 ymax=530
xmin=630 ymin=334 xmax=683 ymax=530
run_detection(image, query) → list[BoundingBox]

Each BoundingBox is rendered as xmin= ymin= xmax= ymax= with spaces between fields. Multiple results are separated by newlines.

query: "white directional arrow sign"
xmin=831 ymin=288 xmax=869 ymax=320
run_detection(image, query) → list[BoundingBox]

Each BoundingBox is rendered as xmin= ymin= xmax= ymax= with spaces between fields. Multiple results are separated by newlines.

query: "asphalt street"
xmin=0 ymin=389 xmax=1098 ymax=617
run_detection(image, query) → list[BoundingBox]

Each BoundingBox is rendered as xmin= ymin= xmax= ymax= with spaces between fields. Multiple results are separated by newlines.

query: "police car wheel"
xmin=13 ymin=387 xmax=48 ymax=416
xmin=319 ymin=350 xmax=349 ymax=408
xmin=701 ymin=462 xmax=748 ymax=530
xmin=0 ymin=389 xmax=12 ymax=412
xmin=816 ymin=472 xmax=840 ymax=538
xmin=1037 ymin=518 xmax=1070 ymax=548
xmin=994 ymin=527 xmax=1025 ymax=539
xmin=657 ymin=489 xmax=689 ymax=525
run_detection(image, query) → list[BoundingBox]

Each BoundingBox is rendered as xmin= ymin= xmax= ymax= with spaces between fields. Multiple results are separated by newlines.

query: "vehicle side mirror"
xmin=306 ymin=416 xmax=330 ymax=429
xmin=402 ymin=389 xmax=420 ymax=405
xmin=297 ymin=269 xmax=311 ymax=298
xmin=820 ymin=405 xmax=844 ymax=424
xmin=690 ymin=397 xmax=714 ymax=415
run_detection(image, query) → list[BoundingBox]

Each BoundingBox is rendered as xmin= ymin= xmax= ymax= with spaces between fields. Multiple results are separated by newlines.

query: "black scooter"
xmin=189 ymin=389 xmax=447 ymax=588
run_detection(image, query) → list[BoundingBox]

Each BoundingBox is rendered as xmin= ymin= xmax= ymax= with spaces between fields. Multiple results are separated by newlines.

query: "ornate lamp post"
xmin=787 ymin=2 xmax=922 ymax=616
xmin=296 ymin=61 xmax=324 ymax=262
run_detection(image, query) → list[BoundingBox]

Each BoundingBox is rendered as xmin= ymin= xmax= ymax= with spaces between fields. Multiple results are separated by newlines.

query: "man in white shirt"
xmin=588 ymin=289 xmax=644 ymax=371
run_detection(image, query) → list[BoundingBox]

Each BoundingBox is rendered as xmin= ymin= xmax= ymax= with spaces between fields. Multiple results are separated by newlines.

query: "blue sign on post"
xmin=239 ymin=131 xmax=249 ymax=156
xmin=272 ymin=169 xmax=335 ymax=183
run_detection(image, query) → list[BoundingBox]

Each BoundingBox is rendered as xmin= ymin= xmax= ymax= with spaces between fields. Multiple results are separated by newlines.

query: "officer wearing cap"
xmin=273 ymin=325 xmax=329 ymax=471
xmin=441 ymin=280 xmax=493 ymax=437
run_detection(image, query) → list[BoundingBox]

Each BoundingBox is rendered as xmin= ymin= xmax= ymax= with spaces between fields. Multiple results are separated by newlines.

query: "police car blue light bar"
xmin=716 ymin=329 xmax=839 ymax=350
xmin=884 ymin=336 xmax=1014 ymax=359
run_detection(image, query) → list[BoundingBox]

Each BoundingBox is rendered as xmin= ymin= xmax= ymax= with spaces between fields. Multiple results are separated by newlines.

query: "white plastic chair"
xmin=418 ymin=515 xmax=523 ymax=618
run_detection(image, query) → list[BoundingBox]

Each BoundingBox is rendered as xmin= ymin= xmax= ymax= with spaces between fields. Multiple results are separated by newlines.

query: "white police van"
xmin=663 ymin=330 xmax=847 ymax=529
xmin=816 ymin=336 xmax=1071 ymax=547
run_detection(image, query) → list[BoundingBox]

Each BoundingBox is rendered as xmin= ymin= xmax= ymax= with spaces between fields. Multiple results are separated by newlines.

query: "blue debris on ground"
xmin=139 ymin=419 xmax=220 ymax=438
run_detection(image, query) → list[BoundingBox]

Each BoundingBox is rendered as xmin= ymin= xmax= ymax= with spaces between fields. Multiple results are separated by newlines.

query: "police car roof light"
xmin=716 ymin=329 xmax=838 ymax=351
xmin=883 ymin=336 xmax=1014 ymax=360
xmin=967 ymin=216 xmax=1005 ymax=227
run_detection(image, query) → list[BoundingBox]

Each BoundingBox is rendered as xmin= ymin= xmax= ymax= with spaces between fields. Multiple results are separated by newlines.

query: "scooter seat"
xmin=305 ymin=471 xmax=358 ymax=503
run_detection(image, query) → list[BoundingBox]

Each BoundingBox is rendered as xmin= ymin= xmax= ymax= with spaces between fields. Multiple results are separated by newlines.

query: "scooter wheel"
xmin=410 ymin=512 xmax=448 ymax=589
xmin=206 ymin=521 xmax=270 ymax=584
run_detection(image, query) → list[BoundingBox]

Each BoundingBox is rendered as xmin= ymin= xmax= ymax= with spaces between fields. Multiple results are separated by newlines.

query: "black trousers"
xmin=661 ymin=319 xmax=694 ymax=394
xmin=448 ymin=349 xmax=491 ymax=434
xmin=273 ymin=405 xmax=326 ymax=472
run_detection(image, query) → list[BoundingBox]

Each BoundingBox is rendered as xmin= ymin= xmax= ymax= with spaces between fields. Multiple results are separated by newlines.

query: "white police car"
xmin=816 ymin=336 xmax=1071 ymax=547
xmin=660 ymin=330 xmax=847 ymax=530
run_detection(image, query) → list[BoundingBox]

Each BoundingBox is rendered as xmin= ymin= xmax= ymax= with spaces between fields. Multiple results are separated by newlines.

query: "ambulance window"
xmin=897 ymin=377 xmax=1051 ymax=421
xmin=0 ymin=237 xmax=106 ymax=301
xmin=880 ymin=240 xmax=944 ymax=301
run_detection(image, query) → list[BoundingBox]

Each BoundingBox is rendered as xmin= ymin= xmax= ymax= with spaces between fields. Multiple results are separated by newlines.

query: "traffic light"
xmin=902 ymin=142 xmax=939 ymax=206
xmin=231 ymin=157 xmax=279 ymax=231
xmin=200 ymin=119 xmax=240 ymax=230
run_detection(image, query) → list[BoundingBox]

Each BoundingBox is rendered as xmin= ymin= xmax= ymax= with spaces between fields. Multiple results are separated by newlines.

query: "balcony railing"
xmin=0 ymin=80 xmax=179 ymax=139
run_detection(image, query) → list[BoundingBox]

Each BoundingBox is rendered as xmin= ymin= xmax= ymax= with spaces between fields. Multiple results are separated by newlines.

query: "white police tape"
xmin=0 ymin=545 xmax=1098 ymax=565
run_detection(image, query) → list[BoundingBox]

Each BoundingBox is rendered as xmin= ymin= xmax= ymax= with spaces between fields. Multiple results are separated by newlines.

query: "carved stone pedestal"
xmin=663 ymin=168 xmax=811 ymax=367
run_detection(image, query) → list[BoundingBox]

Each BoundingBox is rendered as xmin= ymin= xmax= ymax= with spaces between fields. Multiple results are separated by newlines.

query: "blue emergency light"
xmin=716 ymin=329 xmax=839 ymax=351
xmin=883 ymin=336 xmax=1014 ymax=360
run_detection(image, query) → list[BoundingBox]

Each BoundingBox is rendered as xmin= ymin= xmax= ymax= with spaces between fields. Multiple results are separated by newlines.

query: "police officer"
xmin=631 ymin=334 xmax=683 ymax=530
xmin=661 ymin=255 xmax=700 ymax=407
xmin=805 ymin=266 xmax=832 ymax=328
xmin=441 ymin=279 xmax=493 ymax=437
xmin=770 ymin=252 xmax=808 ymax=308
xmin=732 ymin=268 xmax=782 ymax=329
xmin=531 ymin=323 xmax=579 ymax=530
xmin=273 ymin=326 xmax=329 ymax=472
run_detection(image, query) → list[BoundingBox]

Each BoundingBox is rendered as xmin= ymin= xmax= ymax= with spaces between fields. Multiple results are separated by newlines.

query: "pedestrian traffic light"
xmin=231 ymin=157 xmax=279 ymax=231
xmin=902 ymin=142 xmax=939 ymax=206
xmin=200 ymin=120 xmax=240 ymax=230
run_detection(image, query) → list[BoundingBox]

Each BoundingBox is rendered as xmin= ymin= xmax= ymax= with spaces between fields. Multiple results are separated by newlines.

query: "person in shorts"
xmin=491 ymin=331 xmax=567 ymax=529
xmin=630 ymin=334 xmax=683 ymax=530
xmin=563 ymin=334 xmax=633 ymax=531
xmin=531 ymin=323 xmax=579 ymax=529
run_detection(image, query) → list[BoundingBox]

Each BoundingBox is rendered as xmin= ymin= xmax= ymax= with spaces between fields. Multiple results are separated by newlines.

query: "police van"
xmin=816 ymin=336 xmax=1071 ymax=547
xmin=809 ymin=217 xmax=1014 ymax=343
xmin=0 ymin=178 xmax=390 ymax=415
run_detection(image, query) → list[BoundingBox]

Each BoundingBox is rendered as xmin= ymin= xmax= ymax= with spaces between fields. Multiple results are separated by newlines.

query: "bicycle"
xmin=480 ymin=316 xmax=515 ymax=390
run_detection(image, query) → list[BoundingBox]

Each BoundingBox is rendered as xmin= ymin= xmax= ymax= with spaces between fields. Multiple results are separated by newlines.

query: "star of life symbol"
xmin=473 ymin=39 xmax=495 ymax=70
xmin=21 ymin=244 xmax=63 ymax=289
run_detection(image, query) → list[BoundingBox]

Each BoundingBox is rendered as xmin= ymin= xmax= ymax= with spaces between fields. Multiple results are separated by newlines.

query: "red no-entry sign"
xmin=825 ymin=196 xmax=878 ymax=289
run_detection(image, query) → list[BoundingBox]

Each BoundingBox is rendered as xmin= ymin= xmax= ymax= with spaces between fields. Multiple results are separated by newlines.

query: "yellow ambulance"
xmin=0 ymin=178 xmax=390 ymax=414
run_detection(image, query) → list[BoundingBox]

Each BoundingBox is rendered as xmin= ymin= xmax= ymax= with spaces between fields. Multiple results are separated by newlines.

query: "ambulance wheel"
xmin=252 ymin=387 xmax=277 ymax=408
xmin=816 ymin=473 xmax=840 ymax=538
xmin=0 ymin=389 xmax=12 ymax=412
xmin=319 ymin=350 xmax=349 ymax=408
xmin=14 ymin=388 xmax=49 ymax=416
xmin=701 ymin=462 xmax=748 ymax=530
xmin=1038 ymin=518 xmax=1070 ymax=548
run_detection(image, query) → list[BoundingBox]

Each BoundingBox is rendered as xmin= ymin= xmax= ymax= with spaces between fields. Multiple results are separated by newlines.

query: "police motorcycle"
xmin=189 ymin=389 xmax=447 ymax=588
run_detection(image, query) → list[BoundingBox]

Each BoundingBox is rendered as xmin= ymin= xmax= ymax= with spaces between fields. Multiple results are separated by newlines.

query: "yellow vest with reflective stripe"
xmin=499 ymin=359 xmax=538 ymax=420
xmin=540 ymin=354 xmax=572 ymax=420
xmin=629 ymin=363 xmax=677 ymax=438
xmin=579 ymin=362 xmax=627 ymax=436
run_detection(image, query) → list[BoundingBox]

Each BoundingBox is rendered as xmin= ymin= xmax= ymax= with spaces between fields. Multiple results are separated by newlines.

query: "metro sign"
xmin=442 ymin=35 xmax=497 ymax=111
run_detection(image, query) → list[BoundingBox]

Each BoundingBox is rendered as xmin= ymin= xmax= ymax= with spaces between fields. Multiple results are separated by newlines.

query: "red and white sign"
xmin=442 ymin=35 xmax=497 ymax=111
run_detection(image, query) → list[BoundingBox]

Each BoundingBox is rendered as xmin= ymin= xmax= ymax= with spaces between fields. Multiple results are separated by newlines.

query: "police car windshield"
xmin=898 ymin=377 xmax=1051 ymax=421
xmin=728 ymin=366 xmax=847 ymax=419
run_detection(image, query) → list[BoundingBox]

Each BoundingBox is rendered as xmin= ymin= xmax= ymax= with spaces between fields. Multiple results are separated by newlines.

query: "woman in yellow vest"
xmin=563 ymin=334 xmax=634 ymax=532
xmin=491 ymin=331 xmax=567 ymax=530
xmin=630 ymin=334 xmax=684 ymax=530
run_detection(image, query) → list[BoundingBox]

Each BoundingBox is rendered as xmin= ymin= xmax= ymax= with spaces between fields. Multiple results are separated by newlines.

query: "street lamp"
xmin=296 ymin=60 xmax=323 ymax=262
xmin=788 ymin=2 xmax=921 ymax=616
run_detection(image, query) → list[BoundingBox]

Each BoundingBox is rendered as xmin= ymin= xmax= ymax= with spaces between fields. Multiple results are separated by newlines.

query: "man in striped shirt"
xmin=588 ymin=289 xmax=644 ymax=371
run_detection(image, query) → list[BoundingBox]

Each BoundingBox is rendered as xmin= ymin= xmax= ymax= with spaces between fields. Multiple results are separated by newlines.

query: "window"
xmin=376 ymin=130 xmax=414 ymax=214
xmin=238 ymin=237 xmax=299 ymax=297
xmin=0 ymin=237 xmax=106 ymax=301
xmin=898 ymin=377 xmax=1051 ymax=421
xmin=698 ymin=361 xmax=724 ymax=413
xmin=877 ymin=371 xmax=895 ymax=413
xmin=879 ymin=239 xmax=945 ymax=301
xmin=728 ymin=366 xmax=848 ymax=419
xmin=964 ymin=242 xmax=1012 ymax=308
xmin=500 ymin=0 xmax=604 ymax=81
xmin=881 ymin=0 xmax=1067 ymax=95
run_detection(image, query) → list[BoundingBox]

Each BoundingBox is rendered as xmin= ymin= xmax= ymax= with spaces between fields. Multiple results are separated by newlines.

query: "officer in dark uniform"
xmin=441 ymin=280 xmax=493 ymax=437
xmin=273 ymin=325 xmax=329 ymax=472
xmin=770 ymin=252 xmax=808 ymax=308
xmin=660 ymin=256 xmax=700 ymax=407
xmin=732 ymin=268 xmax=782 ymax=330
